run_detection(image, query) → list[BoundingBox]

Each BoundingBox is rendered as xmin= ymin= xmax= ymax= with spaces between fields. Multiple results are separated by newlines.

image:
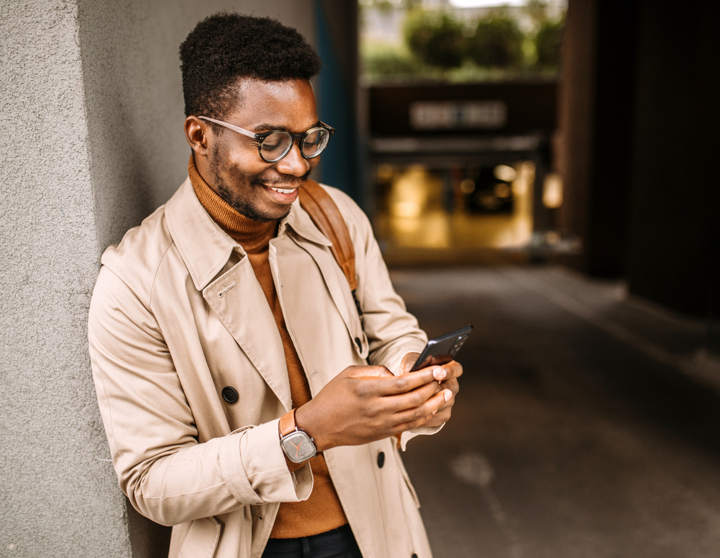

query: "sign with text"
xmin=409 ymin=100 xmax=508 ymax=130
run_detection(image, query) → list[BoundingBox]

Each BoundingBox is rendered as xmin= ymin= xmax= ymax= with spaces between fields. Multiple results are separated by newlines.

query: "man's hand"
xmin=294 ymin=364 xmax=451 ymax=452
xmin=398 ymin=352 xmax=462 ymax=428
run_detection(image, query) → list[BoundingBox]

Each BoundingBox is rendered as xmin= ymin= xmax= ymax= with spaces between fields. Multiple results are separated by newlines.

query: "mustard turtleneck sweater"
xmin=188 ymin=156 xmax=348 ymax=539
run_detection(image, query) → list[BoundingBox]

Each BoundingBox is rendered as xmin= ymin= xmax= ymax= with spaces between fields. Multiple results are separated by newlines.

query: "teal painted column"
xmin=314 ymin=0 xmax=360 ymax=203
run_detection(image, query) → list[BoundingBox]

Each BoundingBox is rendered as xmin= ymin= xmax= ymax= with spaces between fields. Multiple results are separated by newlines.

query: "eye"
xmin=262 ymin=132 xmax=291 ymax=153
xmin=302 ymin=129 xmax=328 ymax=155
xmin=304 ymin=132 xmax=321 ymax=148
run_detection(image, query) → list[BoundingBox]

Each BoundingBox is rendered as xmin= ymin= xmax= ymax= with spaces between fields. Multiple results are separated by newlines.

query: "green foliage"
xmin=361 ymin=42 xmax=425 ymax=79
xmin=359 ymin=2 xmax=565 ymax=84
xmin=466 ymin=13 xmax=525 ymax=69
xmin=535 ymin=18 xmax=564 ymax=68
xmin=524 ymin=0 xmax=552 ymax=27
xmin=403 ymin=9 xmax=466 ymax=70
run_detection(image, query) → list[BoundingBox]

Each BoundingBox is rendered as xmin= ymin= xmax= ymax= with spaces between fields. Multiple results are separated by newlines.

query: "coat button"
xmin=222 ymin=386 xmax=239 ymax=404
xmin=377 ymin=451 xmax=385 ymax=468
xmin=354 ymin=337 xmax=362 ymax=350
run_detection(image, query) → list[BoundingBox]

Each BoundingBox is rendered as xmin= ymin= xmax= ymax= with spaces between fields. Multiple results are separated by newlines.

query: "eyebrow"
xmin=252 ymin=121 xmax=322 ymax=133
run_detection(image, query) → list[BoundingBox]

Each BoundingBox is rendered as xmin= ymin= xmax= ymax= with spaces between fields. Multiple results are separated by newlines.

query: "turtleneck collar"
xmin=188 ymin=154 xmax=277 ymax=254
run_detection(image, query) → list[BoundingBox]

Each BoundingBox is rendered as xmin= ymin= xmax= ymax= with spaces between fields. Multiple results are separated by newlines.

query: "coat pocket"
xmin=178 ymin=517 xmax=222 ymax=558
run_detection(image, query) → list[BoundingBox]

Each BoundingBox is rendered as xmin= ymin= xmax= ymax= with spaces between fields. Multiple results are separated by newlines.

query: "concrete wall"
xmin=0 ymin=1 xmax=128 ymax=556
xmin=0 ymin=1 xmax=314 ymax=557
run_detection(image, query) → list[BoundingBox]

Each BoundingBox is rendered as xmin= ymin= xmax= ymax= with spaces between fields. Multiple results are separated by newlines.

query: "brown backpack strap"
xmin=298 ymin=180 xmax=358 ymax=291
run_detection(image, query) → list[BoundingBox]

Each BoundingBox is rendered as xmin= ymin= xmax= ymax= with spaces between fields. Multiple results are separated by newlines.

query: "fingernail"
xmin=432 ymin=409 xmax=438 ymax=415
xmin=443 ymin=389 xmax=452 ymax=402
xmin=433 ymin=368 xmax=447 ymax=381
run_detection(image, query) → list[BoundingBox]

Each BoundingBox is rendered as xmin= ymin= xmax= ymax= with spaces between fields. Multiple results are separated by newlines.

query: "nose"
xmin=275 ymin=141 xmax=311 ymax=177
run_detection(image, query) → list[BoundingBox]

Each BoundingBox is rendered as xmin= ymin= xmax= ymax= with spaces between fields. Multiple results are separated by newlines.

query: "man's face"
xmin=203 ymin=78 xmax=321 ymax=222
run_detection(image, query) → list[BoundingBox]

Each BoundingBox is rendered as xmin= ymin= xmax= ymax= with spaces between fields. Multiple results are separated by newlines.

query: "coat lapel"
xmin=166 ymin=178 xmax=292 ymax=411
xmin=281 ymin=202 xmax=368 ymax=363
xmin=165 ymin=179 xmax=363 ymax=411
xmin=203 ymin=259 xmax=292 ymax=412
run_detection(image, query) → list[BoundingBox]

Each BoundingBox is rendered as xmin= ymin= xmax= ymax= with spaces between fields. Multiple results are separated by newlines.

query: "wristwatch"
xmin=279 ymin=409 xmax=317 ymax=464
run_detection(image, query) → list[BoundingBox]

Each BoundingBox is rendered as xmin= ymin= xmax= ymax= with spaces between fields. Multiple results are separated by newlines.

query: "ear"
xmin=184 ymin=116 xmax=210 ymax=157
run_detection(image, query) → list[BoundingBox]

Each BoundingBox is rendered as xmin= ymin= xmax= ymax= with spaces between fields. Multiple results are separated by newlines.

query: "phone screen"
xmin=410 ymin=325 xmax=473 ymax=372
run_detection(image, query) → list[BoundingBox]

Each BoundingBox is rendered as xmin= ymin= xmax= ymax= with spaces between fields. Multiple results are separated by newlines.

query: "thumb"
xmin=400 ymin=352 xmax=421 ymax=375
xmin=344 ymin=364 xmax=394 ymax=379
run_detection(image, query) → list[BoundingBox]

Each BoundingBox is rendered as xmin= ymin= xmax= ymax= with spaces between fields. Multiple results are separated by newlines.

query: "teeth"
xmin=270 ymin=187 xmax=295 ymax=194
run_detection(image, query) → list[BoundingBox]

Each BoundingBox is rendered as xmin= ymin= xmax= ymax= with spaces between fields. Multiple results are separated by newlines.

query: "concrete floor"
xmin=393 ymin=265 xmax=720 ymax=558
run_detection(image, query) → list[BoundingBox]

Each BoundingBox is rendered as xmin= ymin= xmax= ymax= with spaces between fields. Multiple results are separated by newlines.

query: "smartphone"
xmin=409 ymin=325 xmax=473 ymax=372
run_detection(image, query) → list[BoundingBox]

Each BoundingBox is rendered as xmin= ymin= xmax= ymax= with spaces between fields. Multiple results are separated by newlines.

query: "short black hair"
xmin=180 ymin=13 xmax=322 ymax=119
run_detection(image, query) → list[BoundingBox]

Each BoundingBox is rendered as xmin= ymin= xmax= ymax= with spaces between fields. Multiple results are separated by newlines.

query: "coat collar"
xmin=165 ymin=178 xmax=331 ymax=291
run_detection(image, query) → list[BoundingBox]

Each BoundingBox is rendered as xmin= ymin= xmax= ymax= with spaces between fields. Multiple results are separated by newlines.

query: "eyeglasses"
xmin=198 ymin=116 xmax=335 ymax=163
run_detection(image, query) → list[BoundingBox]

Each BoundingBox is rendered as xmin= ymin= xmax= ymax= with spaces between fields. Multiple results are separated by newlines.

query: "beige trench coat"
xmin=89 ymin=179 xmax=436 ymax=558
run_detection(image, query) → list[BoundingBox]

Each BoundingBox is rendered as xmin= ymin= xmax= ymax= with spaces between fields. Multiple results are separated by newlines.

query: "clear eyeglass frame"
xmin=198 ymin=116 xmax=335 ymax=163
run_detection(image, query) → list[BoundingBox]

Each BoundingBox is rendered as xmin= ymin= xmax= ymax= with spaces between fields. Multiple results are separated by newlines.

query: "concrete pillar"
xmin=0 ymin=1 xmax=315 ymax=556
xmin=556 ymin=0 xmax=597 ymax=258
xmin=626 ymin=0 xmax=720 ymax=316
xmin=557 ymin=0 xmax=639 ymax=277
xmin=0 ymin=1 xmax=130 ymax=556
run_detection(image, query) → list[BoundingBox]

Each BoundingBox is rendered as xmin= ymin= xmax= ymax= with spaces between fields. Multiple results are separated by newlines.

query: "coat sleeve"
xmin=88 ymin=266 xmax=312 ymax=526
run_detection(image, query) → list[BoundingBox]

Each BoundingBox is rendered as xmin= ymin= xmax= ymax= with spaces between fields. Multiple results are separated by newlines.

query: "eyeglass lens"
xmin=260 ymin=128 xmax=330 ymax=162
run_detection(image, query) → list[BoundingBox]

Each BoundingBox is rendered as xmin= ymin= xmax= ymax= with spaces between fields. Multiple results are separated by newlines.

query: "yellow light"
xmin=388 ymin=166 xmax=430 ymax=218
xmin=395 ymin=201 xmax=423 ymax=218
xmin=479 ymin=192 xmax=501 ymax=210
xmin=543 ymin=173 xmax=563 ymax=208
xmin=494 ymin=164 xmax=517 ymax=183
xmin=494 ymin=183 xmax=511 ymax=198
xmin=545 ymin=231 xmax=561 ymax=244
xmin=460 ymin=179 xmax=476 ymax=194
xmin=376 ymin=164 xmax=394 ymax=181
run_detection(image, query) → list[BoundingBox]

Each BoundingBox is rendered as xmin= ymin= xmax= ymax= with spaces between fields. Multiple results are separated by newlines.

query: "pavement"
xmin=392 ymin=265 xmax=720 ymax=558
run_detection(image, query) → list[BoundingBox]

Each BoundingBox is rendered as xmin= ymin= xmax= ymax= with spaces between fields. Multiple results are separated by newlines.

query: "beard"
xmin=209 ymin=142 xmax=310 ymax=222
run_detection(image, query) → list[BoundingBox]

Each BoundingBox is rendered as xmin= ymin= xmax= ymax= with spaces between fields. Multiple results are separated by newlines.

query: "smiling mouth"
xmin=268 ymin=186 xmax=297 ymax=194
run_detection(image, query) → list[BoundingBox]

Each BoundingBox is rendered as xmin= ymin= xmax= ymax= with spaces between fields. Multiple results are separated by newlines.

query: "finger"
xmin=345 ymin=365 xmax=394 ymax=379
xmin=372 ymin=367 xmax=438 ymax=396
xmin=390 ymin=389 xmax=452 ymax=430
xmin=422 ymin=385 xmax=458 ymax=426
xmin=430 ymin=388 xmax=457 ymax=415
xmin=438 ymin=378 xmax=459 ymax=396
xmin=433 ymin=360 xmax=463 ymax=382
xmin=352 ymin=367 xmax=437 ymax=400
xmin=378 ymin=380 xmax=443 ymax=414
xmin=396 ymin=387 xmax=450 ymax=422
xmin=422 ymin=407 xmax=453 ymax=429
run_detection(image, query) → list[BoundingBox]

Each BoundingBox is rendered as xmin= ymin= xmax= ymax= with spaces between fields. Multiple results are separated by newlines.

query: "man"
xmin=89 ymin=13 xmax=461 ymax=558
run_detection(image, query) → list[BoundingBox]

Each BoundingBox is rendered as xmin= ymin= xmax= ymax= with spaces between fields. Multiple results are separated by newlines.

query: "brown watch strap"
xmin=279 ymin=409 xmax=297 ymax=437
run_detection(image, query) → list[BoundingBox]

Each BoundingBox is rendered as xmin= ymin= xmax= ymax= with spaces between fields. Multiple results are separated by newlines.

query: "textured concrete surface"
xmin=1 ymin=2 xmax=315 ymax=557
xmin=0 ymin=2 xmax=129 ymax=557
xmin=395 ymin=266 xmax=720 ymax=558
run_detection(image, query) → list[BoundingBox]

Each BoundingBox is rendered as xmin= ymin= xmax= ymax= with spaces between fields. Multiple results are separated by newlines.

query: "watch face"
xmin=281 ymin=431 xmax=317 ymax=463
